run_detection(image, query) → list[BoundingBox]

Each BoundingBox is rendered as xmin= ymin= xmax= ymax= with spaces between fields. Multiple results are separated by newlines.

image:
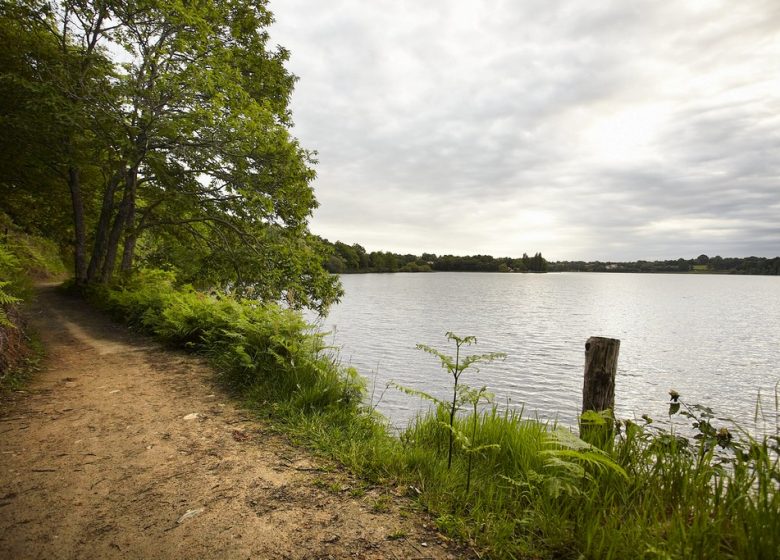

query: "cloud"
xmin=271 ymin=0 xmax=780 ymax=260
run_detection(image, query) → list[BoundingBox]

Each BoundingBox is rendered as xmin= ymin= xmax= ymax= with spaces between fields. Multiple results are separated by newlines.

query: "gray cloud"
xmin=271 ymin=0 xmax=780 ymax=260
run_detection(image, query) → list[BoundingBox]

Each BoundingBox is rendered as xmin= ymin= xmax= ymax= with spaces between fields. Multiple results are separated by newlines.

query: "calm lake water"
xmin=310 ymin=272 xmax=780 ymax=432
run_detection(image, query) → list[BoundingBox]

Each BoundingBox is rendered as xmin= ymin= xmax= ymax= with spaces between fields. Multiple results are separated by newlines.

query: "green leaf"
xmin=581 ymin=409 xmax=611 ymax=426
xmin=389 ymin=381 xmax=444 ymax=407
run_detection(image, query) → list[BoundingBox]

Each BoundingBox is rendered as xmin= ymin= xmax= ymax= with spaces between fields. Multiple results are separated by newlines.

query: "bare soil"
xmin=0 ymin=286 xmax=469 ymax=559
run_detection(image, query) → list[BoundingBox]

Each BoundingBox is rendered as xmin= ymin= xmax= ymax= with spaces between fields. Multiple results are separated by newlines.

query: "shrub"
xmin=88 ymin=269 xmax=365 ymax=413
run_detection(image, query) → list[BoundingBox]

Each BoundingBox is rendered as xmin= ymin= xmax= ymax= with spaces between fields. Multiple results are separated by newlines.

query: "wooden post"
xmin=580 ymin=336 xmax=620 ymax=442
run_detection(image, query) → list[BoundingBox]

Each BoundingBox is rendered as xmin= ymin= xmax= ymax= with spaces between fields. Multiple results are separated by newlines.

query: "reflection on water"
xmin=308 ymin=272 xmax=780 ymax=432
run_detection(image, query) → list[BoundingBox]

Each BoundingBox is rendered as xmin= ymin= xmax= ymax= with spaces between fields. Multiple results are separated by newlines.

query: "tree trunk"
xmin=120 ymin=195 xmax=137 ymax=274
xmin=87 ymin=170 xmax=122 ymax=282
xmin=101 ymin=166 xmax=137 ymax=283
xmin=68 ymin=166 xmax=87 ymax=285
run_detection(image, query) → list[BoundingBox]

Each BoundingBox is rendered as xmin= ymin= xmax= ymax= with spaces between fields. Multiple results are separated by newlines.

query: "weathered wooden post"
xmin=580 ymin=336 xmax=620 ymax=443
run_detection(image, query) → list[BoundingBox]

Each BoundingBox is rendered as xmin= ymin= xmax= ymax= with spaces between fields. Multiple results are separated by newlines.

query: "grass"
xmin=371 ymin=495 xmax=393 ymax=513
xmin=84 ymin=269 xmax=780 ymax=559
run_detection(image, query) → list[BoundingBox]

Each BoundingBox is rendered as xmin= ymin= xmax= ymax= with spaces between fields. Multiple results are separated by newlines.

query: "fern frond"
xmin=389 ymin=381 xmax=445 ymax=406
xmin=543 ymin=427 xmax=630 ymax=480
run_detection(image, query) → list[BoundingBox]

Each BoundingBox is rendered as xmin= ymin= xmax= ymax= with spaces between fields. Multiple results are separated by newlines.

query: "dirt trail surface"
xmin=1 ymin=286 xmax=466 ymax=560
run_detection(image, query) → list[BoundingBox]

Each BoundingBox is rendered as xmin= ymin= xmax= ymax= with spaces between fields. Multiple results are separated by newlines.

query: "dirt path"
xmin=0 ymin=286 xmax=465 ymax=560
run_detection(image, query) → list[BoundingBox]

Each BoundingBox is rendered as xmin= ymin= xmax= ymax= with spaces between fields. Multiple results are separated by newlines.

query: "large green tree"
xmin=0 ymin=0 xmax=340 ymax=311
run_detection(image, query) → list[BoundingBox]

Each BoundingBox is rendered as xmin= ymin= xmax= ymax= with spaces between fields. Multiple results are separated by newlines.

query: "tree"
xmin=369 ymin=251 xmax=398 ymax=272
xmin=353 ymin=244 xmax=370 ymax=270
xmin=334 ymin=241 xmax=359 ymax=271
xmin=529 ymin=252 xmax=547 ymax=272
xmin=0 ymin=1 xmax=114 ymax=275
xmin=0 ymin=0 xmax=341 ymax=311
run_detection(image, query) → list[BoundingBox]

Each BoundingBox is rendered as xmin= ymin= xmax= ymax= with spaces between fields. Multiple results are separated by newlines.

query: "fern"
xmin=388 ymin=380 xmax=445 ymax=407
xmin=0 ymin=281 xmax=21 ymax=328
xmin=542 ymin=427 xmax=629 ymax=481
xmin=415 ymin=332 xmax=506 ymax=469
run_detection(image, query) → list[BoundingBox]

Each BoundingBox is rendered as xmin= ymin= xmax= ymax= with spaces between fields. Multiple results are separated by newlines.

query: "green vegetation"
xmin=0 ymin=213 xmax=66 ymax=388
xmin=323 ymin=242 xmax=779 ymax=276
xmin=413 ymin=333 xmax=505 ymax=469
xmin=86 ymin=270 xmax=779 ymax=559
xmin=322 ymin=240 xmax=548 ymax=274
xmin=323 ymin=242 xmax=780 ymax=277
xmin=85 ymin=269 xmax=362 ymax=412
xmin=550 ymin=254 xmax=780 ymax=275
xmin=1 ymin=0 xmax=340 ymax=312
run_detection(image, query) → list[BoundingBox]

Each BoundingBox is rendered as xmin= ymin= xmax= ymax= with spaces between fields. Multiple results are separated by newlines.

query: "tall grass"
xmin=87 ymin=269 xmax=779 ymax=559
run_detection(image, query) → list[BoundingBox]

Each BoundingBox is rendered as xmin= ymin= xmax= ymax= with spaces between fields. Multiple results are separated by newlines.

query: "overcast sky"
xmin=269 ymin=0 xmax=780 ymax=261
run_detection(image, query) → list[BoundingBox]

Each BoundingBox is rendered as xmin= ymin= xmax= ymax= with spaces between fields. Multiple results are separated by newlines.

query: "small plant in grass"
xmin=666 ymin=388 xmax=780 ymax=474
xmin=416 ymin=332 xmax=505 ymax=469
xmin=311 ymin=477 xmax=328 ymax=490
xmin=668 ymin=389 xmax=737 ymax=465
xmin=458 ymin=386 xmax=499 ymax=493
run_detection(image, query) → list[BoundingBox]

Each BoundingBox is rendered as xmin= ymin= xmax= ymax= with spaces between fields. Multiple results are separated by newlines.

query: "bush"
xmin=88 ymin=269 xmax=365 ymax=413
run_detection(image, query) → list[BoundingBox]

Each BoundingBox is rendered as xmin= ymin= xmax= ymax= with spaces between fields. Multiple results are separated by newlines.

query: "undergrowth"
xmin=86 ymin=269 xmax=780 ymax=560
xmin=0 ymin=334 xmax=44 ymax=392
xmin=0 ymin=214 xmax=65 ymax=388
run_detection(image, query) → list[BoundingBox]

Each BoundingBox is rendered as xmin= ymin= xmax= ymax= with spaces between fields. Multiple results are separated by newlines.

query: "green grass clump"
xmin=86 ymin=270 xmax=780 ymax=560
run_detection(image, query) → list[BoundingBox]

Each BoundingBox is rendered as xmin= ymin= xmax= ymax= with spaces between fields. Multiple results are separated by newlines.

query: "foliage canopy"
xmin=0 ymin=0 xmax=340 ymax=311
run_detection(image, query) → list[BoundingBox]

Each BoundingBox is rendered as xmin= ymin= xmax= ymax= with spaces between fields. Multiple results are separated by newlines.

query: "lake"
xmin=309 ymin=272 xmax=780 ymax=433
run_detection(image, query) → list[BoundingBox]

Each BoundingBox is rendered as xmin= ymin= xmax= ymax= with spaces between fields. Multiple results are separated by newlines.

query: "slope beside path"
xmin=0 ymin=285 xmax=462 ymax=560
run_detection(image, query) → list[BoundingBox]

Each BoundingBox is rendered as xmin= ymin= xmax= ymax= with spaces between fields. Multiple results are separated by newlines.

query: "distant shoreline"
xmin=322 ymin=239 xmax=779 ymax=276
xmin=333 ymin=265 xmax=779 ymax=276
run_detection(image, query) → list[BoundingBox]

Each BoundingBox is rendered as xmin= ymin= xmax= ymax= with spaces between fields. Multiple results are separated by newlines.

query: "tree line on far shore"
xmin=549 ymin=254 xmax=780 ymax=275
xmin=321 ymin=240 xmax=548 ymax=273
xmin=322 ymin=241 xmax=779 ymax=276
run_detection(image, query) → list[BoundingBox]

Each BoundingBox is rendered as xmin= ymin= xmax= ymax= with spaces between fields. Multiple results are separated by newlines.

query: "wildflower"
xmin=669 ymin=389 xmax=680 ymax=402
